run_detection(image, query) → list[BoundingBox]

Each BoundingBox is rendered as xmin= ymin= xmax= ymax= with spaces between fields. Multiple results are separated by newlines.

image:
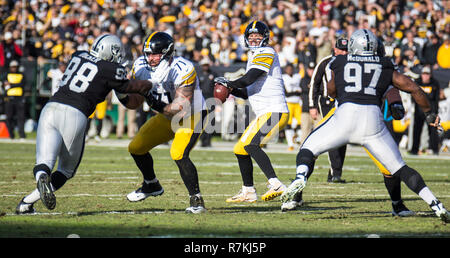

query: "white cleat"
xmin=281 ymin=199 xmax=304 ymax=212
xmin=226 ymin=186 xmax=257 ymax=203
xmin=280 ymin=177 xmax=306 ymax=204
xmin=16 ymin=198 xmax=35 ymax=214
xmin=430 ymin=200 xmax=449 ymax=223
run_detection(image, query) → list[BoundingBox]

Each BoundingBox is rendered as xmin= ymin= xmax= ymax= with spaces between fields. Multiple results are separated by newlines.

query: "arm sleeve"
xmin=308 ymin=57 xmax=329 ymax=108
xmin=230 ymin=87 xmax=248 ymax=99
xmin=227 ymin=68 xmax=266 ymax=89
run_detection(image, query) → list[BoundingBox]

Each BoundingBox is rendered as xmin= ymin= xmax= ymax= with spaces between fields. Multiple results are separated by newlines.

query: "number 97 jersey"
xmin=329 ymin=55 xmax=396 ymax=107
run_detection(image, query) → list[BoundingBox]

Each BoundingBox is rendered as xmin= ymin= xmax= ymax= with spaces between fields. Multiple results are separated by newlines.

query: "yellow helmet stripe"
xmin=144 ymin=31 xmax=158 ymax=49
xmin=252 ymin=21 xmax=257 ymax=29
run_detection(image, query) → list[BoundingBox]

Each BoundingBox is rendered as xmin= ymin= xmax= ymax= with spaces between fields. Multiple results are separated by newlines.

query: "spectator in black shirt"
xmin=410 ymin=66 xmax=441 ymax=155
xmin=2 ymin=60 xmax=26 ymax=140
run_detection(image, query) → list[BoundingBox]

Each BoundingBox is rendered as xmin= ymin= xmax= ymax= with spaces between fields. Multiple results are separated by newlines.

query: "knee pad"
xmin=394 ymin=165 xmax=426 ymax=194
xmin=296 ymin=149 xmax=315 ymax=174
xmin=128 ymin=139 xmax=148 ymax=155
xmin=233 ymin=141 xmax=247 ymax=155
xmin=33 ymin=163 xmax=51 ymax=177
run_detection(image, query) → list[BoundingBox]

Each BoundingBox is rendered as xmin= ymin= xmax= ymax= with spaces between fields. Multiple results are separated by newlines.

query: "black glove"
xmin=145 ymin=92 xmax=156 ymax=107
xmin=389 ymin=102 xmax=405 ymax=120
xmin=424 ymin=111 xmax=438 ymax=124
xmin=145 ymin=93 xmax=167 ymax=113
xmin=214 ymin=77 xmax=230 ymax=88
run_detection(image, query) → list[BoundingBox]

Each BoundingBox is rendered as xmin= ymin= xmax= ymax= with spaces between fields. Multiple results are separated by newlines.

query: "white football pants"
xmin=301 ymin=102 xmax=405 ymax=175
xmin=36 ymin=102 xmax=87 ymax=179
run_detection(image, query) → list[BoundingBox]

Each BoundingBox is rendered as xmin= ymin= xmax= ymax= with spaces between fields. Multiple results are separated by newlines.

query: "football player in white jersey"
xmin=214 ymin=21 xmax=289 ymax=203
xmin=115 ymin=31 xmax=208 ymax=213
xmin=281 ymin=29 xmax=449 ymax=222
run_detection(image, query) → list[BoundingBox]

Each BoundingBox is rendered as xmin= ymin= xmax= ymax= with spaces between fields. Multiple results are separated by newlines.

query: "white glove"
xmin=150 ymin=59 xmax=170 ymax=84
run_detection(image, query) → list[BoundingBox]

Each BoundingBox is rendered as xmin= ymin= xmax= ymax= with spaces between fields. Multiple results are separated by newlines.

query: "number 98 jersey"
xmin=329 ymin=55 xmax=396 ymax=107
xmin=50 ymin=51 xmax=129 ymax=117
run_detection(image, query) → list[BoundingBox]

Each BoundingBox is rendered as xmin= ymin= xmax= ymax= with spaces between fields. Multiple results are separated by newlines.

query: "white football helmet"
xmin=349 ymin=29 xmax=378 ymax=56
xmin=90 ymin=34 xmax=124 ymax=63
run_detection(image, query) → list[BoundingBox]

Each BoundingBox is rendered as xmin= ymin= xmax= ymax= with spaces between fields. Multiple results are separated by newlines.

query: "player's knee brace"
xmin=394 ymin=165 xmax=426 ymax=194
xmin=33 ymin=163 xmax=51 ymax=177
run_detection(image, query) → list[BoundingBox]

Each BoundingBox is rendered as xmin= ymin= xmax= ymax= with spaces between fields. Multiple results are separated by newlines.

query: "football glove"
xmin=214 ymin=77 xmax=230 ymax=88
xmin=145 ymin=92 xmax=167 ymax=113
xmin=424 ymin=111 xmax=439 ymax=125
xmin=150 ymin=59 xmax=170 ymax=84
xmin=389 ymin=102 xmax=405 ymax=120
xmin=113 ymin=90 xmax=129 ymax=106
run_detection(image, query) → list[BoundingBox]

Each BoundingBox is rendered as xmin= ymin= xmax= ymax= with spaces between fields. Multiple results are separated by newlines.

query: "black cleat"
xmin=127 ymin=181 xmax=164 ymax=202
xmin=391 ymin=200 xmax=415 ymax=217
xmin=186 ymin=194 xmax=207 ymax=214
xmin=37 ymin=173 xmax=56 ymax=210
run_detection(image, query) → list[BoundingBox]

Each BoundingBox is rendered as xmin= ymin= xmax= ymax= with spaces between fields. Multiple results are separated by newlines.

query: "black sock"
xmin=131 ymin=153 xmax=156 ymax=181
xmin=383 ymin=175 xmax=401 ymax=202
xmin=236 ymin=154 xmax=254 ymax=186
xmin=33 ymin=163 xmax=51 ymax=177
xmin=244 ymin=145 xmax=276 ymax=179
xmin=296 ymin=148 xmax=316 ymax=178
xmin=51 ymin=171 xmax=68 ymax=191
xmin=174 ymin=157 xmax=200 ymax=196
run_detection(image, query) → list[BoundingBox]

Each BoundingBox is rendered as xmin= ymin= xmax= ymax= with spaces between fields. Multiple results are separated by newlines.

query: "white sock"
xmin=35 ymin=171 xmax=47 ymax=182
xmin=243 ymin=185 xmax=256 ymax=193
xmin=296 ymin=165 xmax=309 ymax=179
xmin=418 ymin=187 xmax=437 ymax=205
xmin=23 ymin=189 xmax=40 ymax=204
xmin=285 ymin=129 xmax=295 ymax=147
xmin=268 ymin=178 xmax=282 ymax=188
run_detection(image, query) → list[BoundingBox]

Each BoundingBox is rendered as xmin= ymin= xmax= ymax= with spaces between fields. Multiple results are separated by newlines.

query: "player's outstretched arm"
xmin=392 ymin=71 xmax=440 ymax=127
xmin=392 ymin=71 xmax=430 ymax=113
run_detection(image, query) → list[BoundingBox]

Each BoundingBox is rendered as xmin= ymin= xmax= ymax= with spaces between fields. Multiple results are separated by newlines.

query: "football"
xmin=214 ymin=83 xmax=230 ymax=103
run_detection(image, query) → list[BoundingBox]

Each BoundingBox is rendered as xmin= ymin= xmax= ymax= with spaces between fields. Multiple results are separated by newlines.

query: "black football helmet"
xmin=244 ymin=21 xmax=270 ymax=50
xmin=143 ymin=31 xmax=175 ymax=64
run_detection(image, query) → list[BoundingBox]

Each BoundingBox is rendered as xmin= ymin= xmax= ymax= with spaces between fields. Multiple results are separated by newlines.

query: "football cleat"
xmin=185 ymin=194 xmax=207 ymax=214
xmin=261 ymin=184 xmax=286 ymax=201
xmin=226 ymin=186 xmax=257 ymax=203
xmin=37 ymin=173 xmax=56 ymax=210
xmin=327 ymin=169 xmax=346 ymax=183
xmin=126 ymin=181 xmax=164 ymax=202
xmin=281 ymin=200 xmax=304 ymax=212
xmin=281 ymin=191 xmax=303 ymax=212
xmin=281 ymin=176 xmax=307 ymax=204
xmin=430 ymin=200 xmax=449 ymax=223
xmin=391 ymin=200 xmax=415 ymax=217
xmin=15 ymin=198 xmax=35 ymax=214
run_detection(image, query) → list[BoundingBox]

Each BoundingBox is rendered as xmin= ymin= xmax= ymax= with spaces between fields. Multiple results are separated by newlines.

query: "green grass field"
xmin=0 ymin=140 xmax=449 ymax=238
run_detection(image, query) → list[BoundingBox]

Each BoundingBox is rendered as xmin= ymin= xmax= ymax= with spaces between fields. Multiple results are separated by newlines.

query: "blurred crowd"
xmin=0 ymin=0 xmax=449 ymax=150
xmin=1 ymin=0 xmax=449 ymax=72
